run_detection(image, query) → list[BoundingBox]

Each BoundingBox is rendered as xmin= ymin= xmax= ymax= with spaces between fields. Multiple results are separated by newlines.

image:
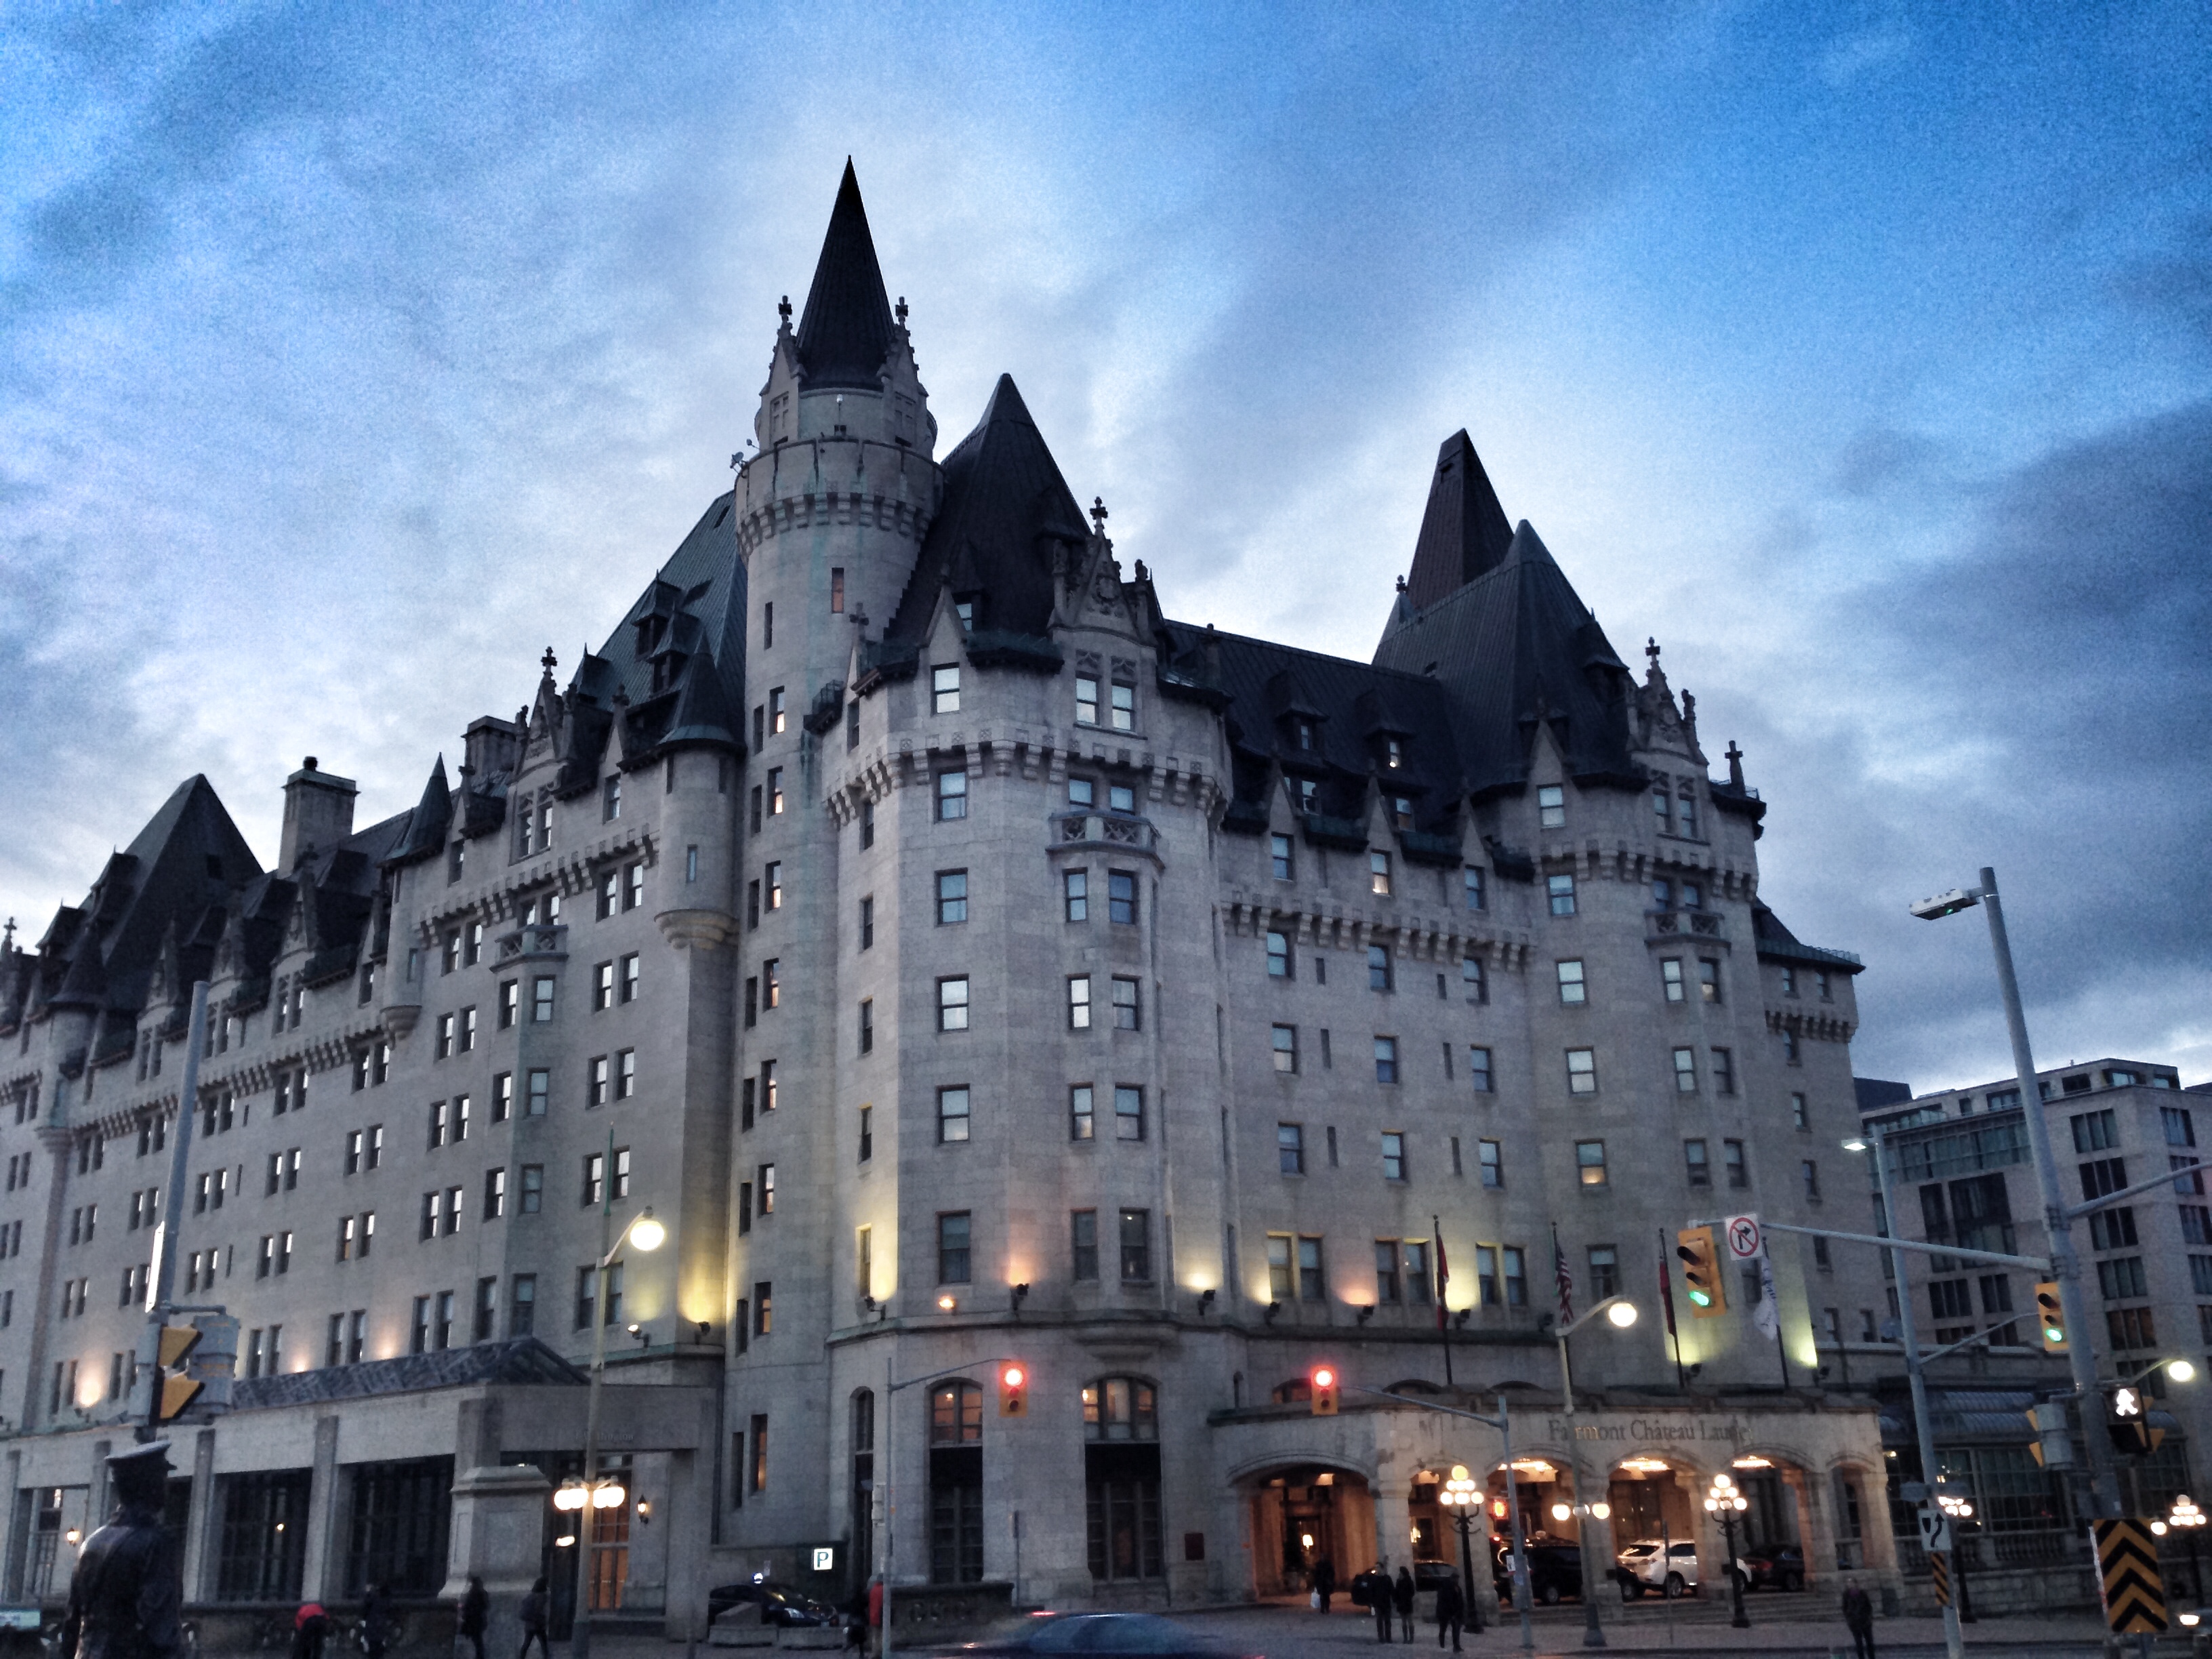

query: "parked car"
xmin=912 ymin=1613 xmax=1246 ymax=1658
xmin=1614 ymin=1539 xmax=1702 ymax=1599
xmin=1412 ymin=1560 xmax=1461 ymax=1593
xmin=1494 ymin=1540 xmax=1584 ymax=1604
xmin=706 ymin=1582 xmax=839 ymax=1628
xmin=1735 ymin=1544 xmax=1806 ymax=1592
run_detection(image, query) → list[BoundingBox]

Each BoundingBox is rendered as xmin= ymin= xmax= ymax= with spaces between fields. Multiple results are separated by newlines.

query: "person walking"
xmin=1840 ymin=1579 xmax=1876 ymax=1659
xmin=1313 ymin=1557 xmax=1336 ymax=1614
xmin=1366 ymin=1567 xmax=1393 ymax=1644
xmin=1392 ymin=1567 xmax=1415 ymax=1642
xmin=517 ymin=1580 xmax=550 ymax=1659
xmin=293 ymin=1602 xmax=329 ymax=1659
xmin=62 ymin=1442 xmax=184 ymax=1659
xmin=1433 ymin=1574 xmax=1464 ymax=1653
xmin=457 ymin=1576 xmax=488 ymax=1659
xmin=361 ymin=1585 xmax=392 ymax=1659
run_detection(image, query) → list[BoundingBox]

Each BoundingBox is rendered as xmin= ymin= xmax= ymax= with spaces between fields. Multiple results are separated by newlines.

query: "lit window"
xmin=1538 ymin=785 xmax=1565 ymax=828
xmin=766 ymin=769 xmax=785 ymax=815
xmin=1067 ymin=976 xmax=1092 ymax=1030
xmin=932 ymin=665 xmax=960 ymax=714
xmin=1369 ymin=851 xmax=1392 ymax=896
xmin=1576 ymin=1141 xmax=1607 ymax=1186
xmin=769 ymin=687 xmax=786 ymax=735
xmin=1565 ymin=1048 xmax=1597 ymax=1094
xmin=1698 ymin=960 xmax=1721 ymax=1004
xmin=765 ymin=861 xmax=783 ymax=912
xmin=1385 ymin=737 xmax=1403 ymax=770
xmin=937 ymin=977 xmax=970 ymax=1032
xmin=1556 ymin=960 xmax=1586 ymax=1005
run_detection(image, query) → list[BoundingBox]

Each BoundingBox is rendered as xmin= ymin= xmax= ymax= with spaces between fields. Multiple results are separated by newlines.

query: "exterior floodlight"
xmin=1842 ymin=1137 xmax=1869 ymax=1153
xmin=937 ymin=1294 xmax=957 ymax=1311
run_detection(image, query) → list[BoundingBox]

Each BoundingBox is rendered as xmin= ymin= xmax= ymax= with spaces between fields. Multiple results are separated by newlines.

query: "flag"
xmin=1553 ymin=1224 xmax=1574 ymax=1326
xmin=1657 ymin=1237 xmax=1679 ymax=1338
xmin=1433 ymin=1220 xmax=1450 ymax=1330
xmin=1753 ymin=1254 xmax=1781 ymax=1340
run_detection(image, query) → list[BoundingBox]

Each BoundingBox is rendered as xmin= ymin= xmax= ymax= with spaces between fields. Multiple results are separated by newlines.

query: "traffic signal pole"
xmin=131 ymin=980 xmax=208 ymax=1440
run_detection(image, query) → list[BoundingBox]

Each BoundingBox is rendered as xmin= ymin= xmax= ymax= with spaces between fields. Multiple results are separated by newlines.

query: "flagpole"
xmin=1433 ymin=1214 xmax=1453 ymax=1387
xmin=1656 ymin=1229 xmax=1687 ymax=1393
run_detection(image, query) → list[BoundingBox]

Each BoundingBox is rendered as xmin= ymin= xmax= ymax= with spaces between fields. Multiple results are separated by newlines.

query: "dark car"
xmin=707 ymin=1582 xmax=839 ymax=1628
xmin=1494 ymin=1542 xmax=1584 ymax=1605
xmin=1735 ymin=1544 xmax=1806 ymax=1593
xmin=921 ymin=1612 xmax=1242 ymax=1658
xmin=1412 ymin=1561 xmax=1461 ymax=1593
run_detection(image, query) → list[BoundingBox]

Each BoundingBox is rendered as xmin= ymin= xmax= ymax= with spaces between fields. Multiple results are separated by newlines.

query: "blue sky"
xmin=3 ymin=1 xmax=2207 ymax=1091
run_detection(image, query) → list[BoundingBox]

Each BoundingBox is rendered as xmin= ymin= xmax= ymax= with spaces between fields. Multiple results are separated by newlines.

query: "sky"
xmin=3 ymin=1 xmax=2208 ymax=1093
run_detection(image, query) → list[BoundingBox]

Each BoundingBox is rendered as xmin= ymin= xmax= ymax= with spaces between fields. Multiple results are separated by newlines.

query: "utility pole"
xmin=131 ymin=981 xmax=208 ymax=1439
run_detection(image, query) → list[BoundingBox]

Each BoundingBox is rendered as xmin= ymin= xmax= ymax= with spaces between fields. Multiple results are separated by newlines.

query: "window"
xmin=1068 ymin=976 xmax=1093 ymax=1030
xmin=484 ymin=1166 xmax=506 ymax=1221
xmin=531 ymin=977 xmax=555 ymax=1023
xmin=1566 ymin=1048 xmax=1597 ymax=1094
xmin=1069 ymin=1086 xmax=1095 ymax=1141
xmin=613 ymin=1050 xmax=634 ymax=1101
xmin=1660 ymin=959 xmax=1685 ymax=1002
xmin=2108 ymin=1307 xmax=2158 ymax=1351
xmin=936 ymin=770 xmax=967 ymax=821
xmin=1698 ymin=960 xmax=1722 ymax=1004
xmin=1790 ymin=1090 xmax=1809 ymax=1130
xmin=1802 ymin=1159 xmax=1821 ymax=1199
xmin=1468 ymin=1046 xmax=1494 ymax=1094
xmin=1547 ymin=873 xmax=1576 ymax=916
xmin=582 ymin=1153 xmax=605 ymax=1208
xmin=860 ymin=800 xmax=874 ymax=847
xmin=1461 ymin=956 xmax=1486 ymax=1002
xmin=1111 ymin=977 xmax=1141 ymax=1029
xmin=937 ymin=870 xmax=968 ymax=924
xmin=1587 ymin=1246 xmax=1620 ymax=1301
xmin=932 ymin=665 xmax=960 ymax=714
xmin=2166 ymin=1106 xmax=2198 ymax=1148
xmin=859 ymin=999 xmax=874 ymax=1054
xmin=1277 ymin=1124 xmax=1305 ymax=1174
xmin=1114 ymin=1086 xmax=1145 ymax=1141
xmin=1110 ymin=680 xmax=1135 ymax=731
xmin=1575 ymin=1139 xmax=1610 ymax=1186
xmin=1064 ymin=870 xmax=1088 ymax=922
xmin=1724 ymin=1140 xmax=1748 ymax=1188
xmin=1556 ymin=960 xmax=1587 ymax=1005
xmin=762 ymin=600 xmax=773 ymax=648
xmin=1375 ymin=1241 xmax=1403 ymax=1304
xmin=1679 ymin=792 xmax=1698 ymax=838
xmin=588 ymin=1056 xmax=610 ymax=1107
xmin=519 ymin=1166 xmax=543 ymax=1214
xmin=1713 ymin=1048 xmax=1735 ymax=1095
xmin=2091 ymin=1208 xmax=2139 ymax=1250
xmin=937 ymin=977 xmax=970 ymax=1031
xmin=527 ymin=1069 xmax=549 ymax=1116
xmin=1271 ymin=1025 xmax=1298 ymax=1073
xmin=1271 ymin=835 xmax=1293 ymax=880
xmin=1119 ymin=1209 xmax=1152 ymax=1281
xmin=762 ymin=959 xmax=780 ymax=1008
xmin=1537 ymin=784 xmax=1565 ymax=828
xmin=1374 ymin=1036 xmax=1399 ymax=1084
xmin=1266 ymin=931 xmax=1292 ymax=978
xmin=1673 ymin=1048 xmax=1698 ymax=1093
xmin=1462 ymin=865 xmax=1487 ymax=912
xmin=1381 ymin=1132 xmax=1406 ymax=1181
xmin=1502 ymin=1247 xmax=1527 ymax=1307
xmin=830 ymin=567 xmax=845 ymax=613
xmin=765 ymin=767 xmax=785 ymax=817
xmin=937 ymin=1213 xmax=971 ymax=1282
xmin=1369 ymin=851 xmax=1392 ymax=897
xmin=2081 ymin=1158 xmax=2127 ymax=1201
xmin=1076 ymin=676 xmax=1100 ymax=726
xmin=1780 ymin=964 xmax=1798 ymax=996
xmin=2072 ymin=1109 xmax=2120 ymax=1153
xmin=1033 ymin=1211 xmax=1089 ymax=1297
xmin=1108 ymin=871 xmax=1136 ymax=925
xmin=2098 ymin=1257 xmax=2150 ymax=1300
xmin=938 ymin=1086 xmax=971 ymax=1144
xmin=1368 ymin=945 xmax=1393 ymax=991
xmin=1685 ymin=1140 xmax=1710 ymax=1186
xmin=1782 ymin=1027 xmax=1800 ymax=1065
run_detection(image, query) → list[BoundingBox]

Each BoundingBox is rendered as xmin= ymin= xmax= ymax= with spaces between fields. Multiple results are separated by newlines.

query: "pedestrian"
xmin=458 ymin=1576 xmax=487 ymax=1659
xmin=1392 ymin=1567 xmax=1415 ymax=1642
xmin=293 ymin=1602 xmax=330 ymax=1659
xmin=1840 ymin=1578 xmax=1875 ymax=1659
xmin=1433 ymin=1574 xmax=1464 ymax=1654
xmin=517 ymin=1580 xmax=550 ymax=1659
xmin=62 ymin=1441 xmax=183 ymax=1659
xmin=1368 ymin=1566 xmax=1393 ymax=1645
xmin=361 ymin=1584 xmax=392 ymax=1659
xmin=865 ymin=1577 xmax=883 ymax=1659
xmin=1313 ymin=1557 xmax=1336 ymax=1614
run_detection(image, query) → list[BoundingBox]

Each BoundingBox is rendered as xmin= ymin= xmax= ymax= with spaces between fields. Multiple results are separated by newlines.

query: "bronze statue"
xmin=62 ymin=1442 xmax=181 ymax=1659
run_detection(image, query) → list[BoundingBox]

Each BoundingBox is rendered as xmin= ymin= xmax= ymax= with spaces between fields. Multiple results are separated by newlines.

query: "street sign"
xmin=2093 ymin=1518 xmax=2167 ymax=1635
xmin=1915 ymin=1503 xmax=1952 ymax=1555
xmin=1723 ymin=1214 xmax=1764 ymax=1262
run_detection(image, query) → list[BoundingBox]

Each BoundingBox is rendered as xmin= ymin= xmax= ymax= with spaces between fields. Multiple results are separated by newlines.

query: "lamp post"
xmin=1555 ymin=1294 xmax=1637 ymax=1648
xmin=568 ymin=1172 xmax=666 ymax=1659
xmin=1936 ymin=1491 xmax=1976 ymax=1624
xmin=1703 ymin=1473 xmax=1750 ymax=1630
xmin=1437 ymin=1466 xmax=1486 ymax=1635
xmin=2166 ymin=1496 xmax=2207 ymax=1606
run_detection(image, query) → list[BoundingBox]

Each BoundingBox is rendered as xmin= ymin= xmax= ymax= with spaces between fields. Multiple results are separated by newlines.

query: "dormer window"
xmin=1291 ymin=777 xmax=1317 ymax=813
xmin=1538 ymin=785 xmax=1565 ymax=829
xmin=1385 ymin=737 xmax=1404 ymax=769
xmin=1391 ymin=796 xmax=1414 ymax=830
xmin=1295 ymin=719 xmax=1315 ymax=752
xmin=954 ymin=599 xmax=975 ymax=634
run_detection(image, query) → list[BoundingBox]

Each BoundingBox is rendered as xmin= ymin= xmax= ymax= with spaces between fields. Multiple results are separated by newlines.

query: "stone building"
xmin=0 ymin=163 xmax=1893 ymax=1631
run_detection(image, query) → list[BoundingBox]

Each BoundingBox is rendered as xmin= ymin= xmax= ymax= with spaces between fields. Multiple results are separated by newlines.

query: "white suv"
xmin=1616 ymin=1539 xmax=1702 ymax=1599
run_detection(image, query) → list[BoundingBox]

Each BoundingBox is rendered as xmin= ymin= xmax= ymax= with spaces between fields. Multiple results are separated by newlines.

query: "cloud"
xmin=1818 ymin=24 xmax=1914 ymax=87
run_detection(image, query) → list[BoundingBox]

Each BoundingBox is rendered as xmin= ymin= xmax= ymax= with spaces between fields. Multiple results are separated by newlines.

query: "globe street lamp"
xmin=1936 ymin=1490 xmax=1977 ymax=1623
xmin=570 ymin=1181 xmax=665 ymax=1659
xmin=2160 ymin=1494 xmax=2207 ymax=1607
xmin=1704 ymin=1473 xmax=1750 ymax=1630
xmin=1555 ymin=1295 xmax=1637 ymax=1647
xmin=1436 ymin=1466 xmax=1486 ymax=1634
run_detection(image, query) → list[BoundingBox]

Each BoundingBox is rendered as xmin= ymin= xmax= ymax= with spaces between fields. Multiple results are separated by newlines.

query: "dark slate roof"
xmin=884 ymin=373 xmax=1089 ymax=647
xmin=385 ymin=756 xmax=453 ymax=865
xmin=588 ymin=493 xmax=745 ymax=734
xmin=1751 ymin=903 xmax=1866 ymax=974
xmin=1403 ymin=430 xmax=1515 ymax=611
xmin=1854 ymin=1077 xmax=1915 ymax=1112
xmin=1155 ymin=620 xmax=1467 ymax=840
xmin=1372 ymin=519 xmax=1639 ymax=800
xmin=794 ymin=160 xmax=896 ymax=392
xmin=659 ymin=642 xmax=742 ymax=750
xmin=229 ymin=1336 xmax=586 ymax=1410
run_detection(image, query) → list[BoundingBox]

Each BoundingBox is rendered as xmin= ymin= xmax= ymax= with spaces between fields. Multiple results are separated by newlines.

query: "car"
xmin=920 ymin=1612 xmax=1245 ymax=1658
xmin=706 ymin=1581 xmax=840 ymax=1629
xmin=1412 ymin=1560 xmax=1461 ymax=1593
xmin=1614 ymin=1539 xmax=1701 ymax=1599
xmin=1494 ymin=1540 xmax=1584 ymax=1605
xmin=1734 ymin=1544 xmax=1806 ymax=1593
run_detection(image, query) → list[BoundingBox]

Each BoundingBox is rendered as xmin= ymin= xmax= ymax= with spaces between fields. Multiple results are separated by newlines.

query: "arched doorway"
xmin=1241 ymin=1465 xmax=1373 ymax=1598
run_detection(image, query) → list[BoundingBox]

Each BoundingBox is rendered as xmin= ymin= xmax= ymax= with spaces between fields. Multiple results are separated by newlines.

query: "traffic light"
xmin=2107 ymin=1385 xmax=2163 ymax=1455
xmin=1310 ymin=1364 xmax=1340 ymax=1416
xmin=1675 ymin=1227 xmax=1725 ymax=1319
xmin=2034 ymin=1282 xmax=2066 ymax=1353
xmin=153 ymin=1325 xmax=205 ymax=1424
xmin=998 ymin=1363 xmax=1027 ymax=1418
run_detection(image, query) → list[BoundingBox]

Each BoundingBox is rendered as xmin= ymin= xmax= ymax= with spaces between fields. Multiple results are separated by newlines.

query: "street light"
xmin=1936 ymin=1490 xmax=1978 ymax=1624
xmin=1703 ymin=1473 xmax=1750 ymax=1630
xmin=1436 ymin=1465 xmax=1486 ymax=1635
xmin=570 ymin=1186 xmax=664 ymax=1659
xmin=1554 ymin=1295 xmax=1637 ymax=1647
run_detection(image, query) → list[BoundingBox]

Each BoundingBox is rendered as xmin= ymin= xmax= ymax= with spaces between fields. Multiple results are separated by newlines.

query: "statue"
xmin=62 ymin=1441 xmax=182 ymax=1659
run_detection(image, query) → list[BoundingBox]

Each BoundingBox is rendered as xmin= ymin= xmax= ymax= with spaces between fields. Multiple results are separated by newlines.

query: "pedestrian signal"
xmin=1310 ymin=1364 xmax=1340 ymax=1416
xmin=153 ymin=1324 xmax=205 ymax=1423
xmin=2034 ymin=1282 xmax=2066 ymax=1352
xmin=157 ymin=1325 xmax=202 ymax=1368
xmin=1675 ymin=1227 xmax=1726 ymax=1318
xmin=998 ymin=1364 xmax=1028 ymax=1418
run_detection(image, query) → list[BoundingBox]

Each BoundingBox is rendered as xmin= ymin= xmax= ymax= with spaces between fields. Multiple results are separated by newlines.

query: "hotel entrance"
xmin=1246 ymin=1466 xmax=1372 ymax=1597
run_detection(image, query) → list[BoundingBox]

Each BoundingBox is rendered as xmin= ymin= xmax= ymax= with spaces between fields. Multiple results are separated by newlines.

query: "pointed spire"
xmin=387 ymin=756 xmax=454 ymax=865
xmin=795 ymin=159 xmax=896 ymax=390
xmin=660 ymin=645 xmax=741 ymax=752
xmin=1402 ymin=430 xmax=1515 ymax=611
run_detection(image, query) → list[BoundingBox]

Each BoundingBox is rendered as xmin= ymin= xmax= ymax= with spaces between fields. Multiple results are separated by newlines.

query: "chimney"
xmin=279 ymin=756 xmax=358 ymax=874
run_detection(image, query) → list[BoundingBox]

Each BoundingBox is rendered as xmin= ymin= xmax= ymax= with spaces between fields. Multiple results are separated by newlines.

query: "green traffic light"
xmin=1688 ymin=1288 xmax=1713 ymax=1307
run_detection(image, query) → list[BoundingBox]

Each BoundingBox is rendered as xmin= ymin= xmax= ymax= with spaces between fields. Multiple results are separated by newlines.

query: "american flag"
xmin=1553 ymin=1224 xmax=1574 ymax=1326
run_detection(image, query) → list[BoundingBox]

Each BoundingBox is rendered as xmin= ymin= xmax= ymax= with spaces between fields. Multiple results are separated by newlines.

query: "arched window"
xmin=930 ymin=1381 xmax=981 ymax=1443
xmin=1083 ymin=1378 xmax=1163 ymax=1581
xmin=1082 ymin=1378 xmax=1158 ymax=1441
xmin=928 ymin=1382 xmax=983 ymax=1583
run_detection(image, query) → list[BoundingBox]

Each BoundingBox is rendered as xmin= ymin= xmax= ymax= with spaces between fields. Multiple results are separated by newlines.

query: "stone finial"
xmin=2 ymin=918 xmax=13 ymax=951
xmin=539 ymin=647 xmax=557 ymax=680
xmin=895 ymin=295 xmax=909 ymax=325
xmin=1090 ymin=496 xmax=1109 ymax=533
xmin=1395 ymin=574 xmax=1408 ymax=594
xmin=1645 ymin=636 xmax=1661 ymax=669
xmin=777 ymin=295 xmax=792 ymax=325
xmin=1726 ymin=740 xmax=1745 ymax=790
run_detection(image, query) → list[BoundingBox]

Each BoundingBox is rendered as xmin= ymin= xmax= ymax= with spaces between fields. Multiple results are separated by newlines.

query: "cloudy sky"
xmin=4 ymin=3 xmax=2207 ymax=1091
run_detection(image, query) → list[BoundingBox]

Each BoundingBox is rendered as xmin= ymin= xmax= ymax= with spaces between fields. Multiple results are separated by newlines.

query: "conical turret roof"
xmin=1402 ymin=430 xmax=1515 ymax=611
xmin=795 ymin=160 xmax=896 ymax=390
xmin=386 ymin=756 xmax=453 ymax=865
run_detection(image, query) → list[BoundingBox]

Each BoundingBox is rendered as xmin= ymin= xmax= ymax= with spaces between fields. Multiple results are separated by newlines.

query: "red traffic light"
xmin=998 ymin=1363 xmax=1028 ymax=1417
xmin=1312 ymin=1366 xmax=1336 ymax=1390
xmin=1309 ymin=1365 xmax=1340 ymax=1416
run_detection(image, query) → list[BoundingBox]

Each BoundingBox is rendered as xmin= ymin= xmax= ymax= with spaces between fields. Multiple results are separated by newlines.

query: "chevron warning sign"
xmin=1930 ymin=1552 xmax=1951 ymax=1607
xmin=2093 ymin=1518 xmax=2167 ymax=1635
